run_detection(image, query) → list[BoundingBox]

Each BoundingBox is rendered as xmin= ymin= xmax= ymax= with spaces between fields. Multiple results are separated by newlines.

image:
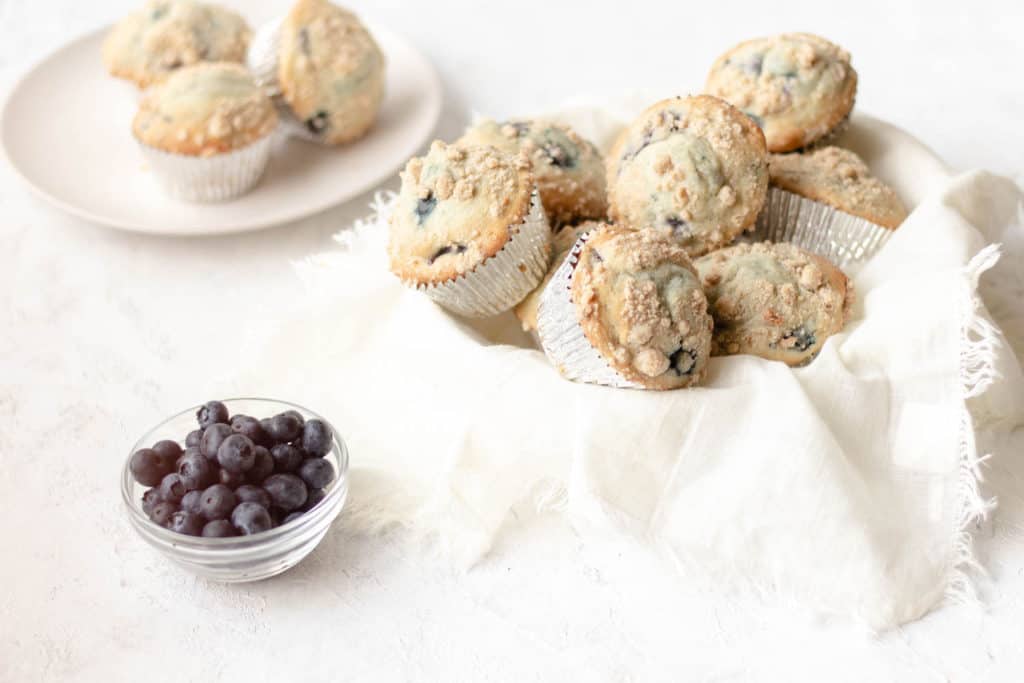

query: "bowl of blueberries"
xmin=121 ymin=398 xmax=349 ymax=582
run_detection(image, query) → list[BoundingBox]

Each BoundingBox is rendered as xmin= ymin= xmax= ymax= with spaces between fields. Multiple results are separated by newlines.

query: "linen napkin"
xmin=239 ymin=106 xmax=1024 ymax=630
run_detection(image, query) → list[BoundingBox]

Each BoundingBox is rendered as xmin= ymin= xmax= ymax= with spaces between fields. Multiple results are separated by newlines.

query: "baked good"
xmin=606 ymin=95 xmax=768 ymax=257
xmin=387 ymin=141 xmax=551 ymax=317
xmin=694 ymin=242 xmax=852 ymax=366
xmin=132 ymin=62 xmax=278 ymax=201
xmin=537 ymin=227 xmax=713 ymax=390
xmin=768 ymin=146 xmax=908 ymax=228
xmin=458 ymin=119 xmax=607 ymax=226
xmin=103 ymin=0 xmax=250 ymax=88
xmin=705 ymin=33 xmax=857 ymax=153
xmin=247 ymin=0 xmax=385 ymax=145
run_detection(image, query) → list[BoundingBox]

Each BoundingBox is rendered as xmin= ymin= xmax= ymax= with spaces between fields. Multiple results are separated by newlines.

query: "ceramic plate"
xmin=1 ymin=24 xmax=442 ymax=235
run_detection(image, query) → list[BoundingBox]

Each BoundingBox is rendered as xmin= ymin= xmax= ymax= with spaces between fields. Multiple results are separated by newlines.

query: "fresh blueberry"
xmin=168 ymin=511 xmax=204 ymax=536
xmin=218 ymin=468 xmax=245 ymax=488
xmin=298 ymin=458 xmax=335 ymax=490
xmin=264 ymin=413 xmax=302 ymax=444
xmin=270 ymin=443 xmax=304 ymax=473
xmin=199 ymin=484 xmax=237 ymax=521
xmin=130 ymin=447 xmax=171 ymax=487
xmin=301 ymin=419 xmax=333 ymax=457
xmin=200 ymin=423 xmax=232 ymax=460
xmin=234 ymin=485 xmax=272 ymax=509
xmin=196 ymin=400 xmax=229 ymax=429
xmin=201 ymin=520 xmax=237 ymax=538
xmin=302 ymin=487 xmax=326 ymax=512
xmin=158 ymin=472 xmax=187 ymax=503
xmin=247 ymin=446 xmax=274 ymax=483
xmin=231 ymin=502 xmax=272 ymax=535
xmin=149 ymin=501 xmax=178 ymax=527
xmin=152 ymin=439 xmax=182 ymax=469
xmin=185 ymin=429 xmax=203 ymax=448
xmin=177 ymin=452 xmax=214 ymax=490
xmin=263 ymin=473 xmax=308 ymax=511
xmin=230 ymin=415 xmax=266 ymax=444
xmin=181 ymin=489 xmax=203 ymax=515
xmin=141 ymin=487 xmax=162 ymax=515
xmin=281 ymin=409 xmax=305 ymax=427
xmin=217 ymin=434 xmax=256 ymax=473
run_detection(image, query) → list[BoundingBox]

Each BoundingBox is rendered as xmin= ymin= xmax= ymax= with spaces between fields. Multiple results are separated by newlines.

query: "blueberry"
xmin=200 ymin=423 xmax=232 ymax=460
xmin=149 ymin=501 xmax=178 ymax=526
xmin=218 ymin=468 xmax=245 ymax=488
xmin=158 ymin=472 xmax=187 ymax=503
xmin=177 ymin=452 xmax=214 ymax=490
xmin=217 ymin=434 xmax=256 ymax=473
xmin=298 ymin=458 xmax=335 ymax=490
xmin=196 ymin=400 xmax=229 ymax=429
xmin=130 ymin=448 xmax=171 ymax=487
xmin=665 ymin=216 xmax=689 ymax=235
xmin=168 ymin=511 xmax=204 ymax=536
xmin=669 ymin=347 xmax=697 ymax=376
xmin=302 ymin=487 xmax=326 ymax=512
xmin=264 ymin=413 xmax=302 ymax=444
xmin=202 ymin=520 xmax=237 ymax=538
xmin=247 ymin=446 xmax=274 ymax=483
xmin=230 ymin=415 xmax=266 ymax=444
xmin=301 ymin=419 xmax=333 ymax=457
xmin=199 ymin=484 xmax=237 ymax=520
xmin=305 ymin=110 xmax=330 ymax=136
xmin=263 ymin=473 xmax=308 ymax=511
xmin=231 ymin=502 xmax=272 ymax=535
xmin=281 ymin=409 xmax=305 ymax=427
xmin=283 ymin=512 xmax=304 ymax=524
xmin=185 ymin=429 xmax=203 ymax=448
xmin=782 ymin=326 xmax=817 ymax=352
xmin=181 ymin=489 xmax=203 ymax=515
xmin=141 ymin=487 xmax=162 ymax=515
xmin=152 ymin=439 xmax=182 ymax=469
xmin=270 ymin=443 xmax=304 ymax=473
xmin=234 ymin=485 xmax=272 ymax=509
xmin=428 ymin=243 xmax=467 ymax=265
xmin=415 ymin=193 xmax=437 ymax=224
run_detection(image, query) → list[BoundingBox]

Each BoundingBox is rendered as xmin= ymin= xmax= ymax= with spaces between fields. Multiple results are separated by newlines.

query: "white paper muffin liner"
xmin=536 ymin=232 xmax=643 ymax=389
xmin=750 ymin=187 xmax=893 ymax=273
xmin=139 ymin=135 xmax=272 ymax=202
xmin=411 ymin=191 xmax=551 ymax=318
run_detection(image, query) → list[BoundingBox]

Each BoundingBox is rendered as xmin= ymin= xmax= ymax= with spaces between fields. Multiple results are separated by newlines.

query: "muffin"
xmin=387 ymin=141 xmax=551 ymax=317
xmin=247 ymin=0 xmax=385 ymax=145
xmin=705 ymin=33 xmax=857 ymax=153
xmin=132 ymin=62 xmax=278 ymax=201
xmin=537 ymin=227 xmax=713 ymax=390
xmin=606 ymin=95 xmax=768 ymax=257
xmin=103 ymin=0 xmax=251 ymax=88
xmin=514 ymin=220 xmax=604 ymax=332
xmin=767 ymin=146 xmax=908 ymax=229
xmin=458 ymin=119 xmax=607 ymax=226
xmin=694 ymin=242 xmax=852 ymax=366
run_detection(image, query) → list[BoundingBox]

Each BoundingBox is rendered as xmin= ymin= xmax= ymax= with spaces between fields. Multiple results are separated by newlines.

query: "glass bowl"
xmin=121 ymin=398 xmax=348 ymax=582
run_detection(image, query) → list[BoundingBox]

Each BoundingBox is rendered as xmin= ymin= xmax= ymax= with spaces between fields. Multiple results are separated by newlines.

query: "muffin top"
xmin=606 ymin=95 xmax=768 ymax=257
xmin=458 ymin=119 xmax=607 ymax=226
xmin=768 ymin=146 xmax=908 ymax=229
xmin=133 ymin=62 xmax=278 ymax=156
xmin=514 ymin=220 xmax=604 ymax=332
xmin=388 ymin=141 xmax=537 ymax=285
xmin=103 ymin=0 xmax=251 ymax=88
xmin=695 ymin=242 xmax=852 ymax=366
xmin=705 ymin=33 xmax=857 ymax=153
xmin=568 ymin=228 xmax=713 ymax=389
xmin=277 ymin=0 xmax=385 ymax=144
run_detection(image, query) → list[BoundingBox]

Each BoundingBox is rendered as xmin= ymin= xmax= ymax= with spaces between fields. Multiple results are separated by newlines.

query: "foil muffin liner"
xmin=536 ymin=233 xmax=643 ymax=389
xmin=411 ymin=191 xmax=551 ymax=318
xmin=750 ymin=186 xmax=893 ymax=273
xmin=139 ymin=135 xmax=272 ymax=202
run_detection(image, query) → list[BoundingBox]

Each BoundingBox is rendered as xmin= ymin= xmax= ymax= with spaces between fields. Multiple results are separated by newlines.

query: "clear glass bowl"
xmin=121 ymin=398 xmax=349 ymax=582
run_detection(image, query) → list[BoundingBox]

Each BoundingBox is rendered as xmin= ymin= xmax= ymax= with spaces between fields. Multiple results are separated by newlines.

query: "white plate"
xmin=0 ymin=24 xmax=442 ymax=235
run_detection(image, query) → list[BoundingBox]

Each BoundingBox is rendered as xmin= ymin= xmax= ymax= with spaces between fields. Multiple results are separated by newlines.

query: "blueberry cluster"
xmin=129 ymin=400 xmax=336 ymax=538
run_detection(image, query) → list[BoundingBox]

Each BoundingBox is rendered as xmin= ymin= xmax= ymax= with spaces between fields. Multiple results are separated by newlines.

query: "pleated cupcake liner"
xmin=139 ymin=135 xmax=272 ymax=202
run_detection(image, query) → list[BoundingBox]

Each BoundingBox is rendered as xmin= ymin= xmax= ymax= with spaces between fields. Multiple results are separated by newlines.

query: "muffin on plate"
xmin=537 ymin=227 xmax=713 ymax=390
xmin=694 ymin=242 xmax=852 ymax=366
xmin=387 ymin=141 xmax=551 ymax=317
xmin=103 ymin=0 xmax=251 ymax=88
xmin=458 ymin=119 xmax=607 ymax=226
xmin=705 ymin=33 xmax=857 ymax=153
xmin=132 ymin=62 xmax=278 ymax=201
xmin=606 ymin=95 xmax=768 ymax=257
xmin=247 ymin=0 xmax=385 ymax=145
xmin=514 ymin=220 xmax=604 ymax=332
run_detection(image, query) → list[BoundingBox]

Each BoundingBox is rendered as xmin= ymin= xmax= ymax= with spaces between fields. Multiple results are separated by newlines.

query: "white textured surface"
xmin=1 ymin=1 xmax=1023 ymax=681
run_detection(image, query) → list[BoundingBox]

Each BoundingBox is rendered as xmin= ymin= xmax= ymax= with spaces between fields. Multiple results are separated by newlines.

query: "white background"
xmin=2 ymin=0 xmax=1023 ymax=681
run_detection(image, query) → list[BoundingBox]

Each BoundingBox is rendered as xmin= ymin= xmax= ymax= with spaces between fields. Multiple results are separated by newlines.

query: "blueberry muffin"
xmin=768 ymin=146 xmax=908 ymax=229
xmin=695 ymin=242 xmax=852 ymax=366
xmin=387 ymin=141 xmax=551 ymax=317
xmin=248 ymin=0 xmax=384 ymax=145
xmin=537 ymin=227 xmax=713 ymax=390
xmin=606 ymin=95 xmax=769 ymax=257
xmin=133 ymin=63 xmax=278 ymax=200
xmin=705 ymin=33 xmax=857 ymax=153
xmin=514 ymin=220 xmax=604 ymax=332
xmin=458 ymin=119 xmax=607 ymax=226
xmin=103 ymin=0 xmax=251 ymax=88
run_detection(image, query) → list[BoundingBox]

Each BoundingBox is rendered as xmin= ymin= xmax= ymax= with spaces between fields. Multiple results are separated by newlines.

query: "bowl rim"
xmin=121 ymin=397 xmax=349 ymax=551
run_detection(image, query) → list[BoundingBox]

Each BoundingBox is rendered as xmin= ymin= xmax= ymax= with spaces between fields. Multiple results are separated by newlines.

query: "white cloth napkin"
xmin=240 ymin=106 xmax=1024 ymax=631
